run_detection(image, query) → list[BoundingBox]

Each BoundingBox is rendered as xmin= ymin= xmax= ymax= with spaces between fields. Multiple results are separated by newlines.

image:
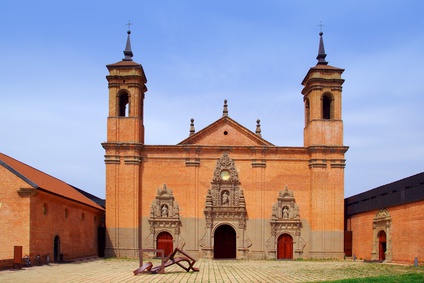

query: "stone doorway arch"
xmin=371 ymin=209 xmax=392 ymax=262
xmin=214 ymin=224 xmax=236 ymax=259
xmin=266 ymin=186 xmax=304 ymax=259
xmin=144 ymin=184 xmax=184 ymax=252
xmin=277 ymin=233 xmax=293 ymax=259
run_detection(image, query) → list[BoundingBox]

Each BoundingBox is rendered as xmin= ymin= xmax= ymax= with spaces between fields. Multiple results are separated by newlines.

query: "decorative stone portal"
xmin=199 ymin=153 xmax=251 ymax=259
xmin=144 ymin=184 xmax=185 ymax=251
xmin=371 ymin=209 xmax=392 ymax=262
xmin=266 ymin=186 xmax=305 ymax=259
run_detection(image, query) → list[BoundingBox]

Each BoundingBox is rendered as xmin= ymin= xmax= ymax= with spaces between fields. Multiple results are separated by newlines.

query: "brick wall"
xmin=0 ymin=166 xmax=31 ymax=267
xmin=0 ymin=166 xmax=104 ymax=269
xmin=348 ymin=200 xmax=424 ymax=264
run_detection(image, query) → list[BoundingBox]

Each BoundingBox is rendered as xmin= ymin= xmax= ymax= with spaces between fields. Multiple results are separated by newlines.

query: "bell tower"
xmin=302 ymin=32 xmax=344 ymax=147
xmin=301 ymin=32 xmax=348 ymax=259
xmin=102 ymin=29 xmax=147 ymax=258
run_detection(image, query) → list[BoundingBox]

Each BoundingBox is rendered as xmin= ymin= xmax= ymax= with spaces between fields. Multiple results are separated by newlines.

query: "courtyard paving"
xmin=0 ymin=257 xmax=422 ymax=283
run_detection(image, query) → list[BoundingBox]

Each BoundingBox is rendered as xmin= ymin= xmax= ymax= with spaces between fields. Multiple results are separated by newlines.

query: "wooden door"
xmin=214 ymin=225 xmax=236 ymax=259
xmin=378 ymin=231 xmax=386 ymax=261
xmin=157 ymin=232 xmax=173 ymax=257
xmin=277 ymin=234 xmax=293 ymax=259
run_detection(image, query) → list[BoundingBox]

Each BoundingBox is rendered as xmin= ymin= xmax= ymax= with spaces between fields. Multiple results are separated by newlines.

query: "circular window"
xmin=223 ymin=131 xmax=228 ymax=135
xmin=220 ymin=170 xmax=230 ymax=181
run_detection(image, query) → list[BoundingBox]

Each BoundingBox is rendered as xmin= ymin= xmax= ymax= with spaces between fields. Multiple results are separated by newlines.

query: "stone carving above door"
xmin=267 ymin=186 xmax=304 ymax=259
xmin=144 ymin=184 xmax=183 ymax=249
xmin=201 ymin=153 xmax=250 ymax=259
xmin=271 ymin=186 xmax=300 ymax=221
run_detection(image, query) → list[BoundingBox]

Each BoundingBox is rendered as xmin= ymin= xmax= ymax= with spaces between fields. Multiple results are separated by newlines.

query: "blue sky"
xmin=1 ymin=1 xmax=423 ymax=198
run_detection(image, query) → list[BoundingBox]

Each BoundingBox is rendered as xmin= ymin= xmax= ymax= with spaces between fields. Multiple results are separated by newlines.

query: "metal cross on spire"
xmin=126 ymin=20 xmax=133 ymax=32
xmin=317 ymin=21 xmax=325 ymax=33
xmin=123 ymin=20 xmax=134 ymax=61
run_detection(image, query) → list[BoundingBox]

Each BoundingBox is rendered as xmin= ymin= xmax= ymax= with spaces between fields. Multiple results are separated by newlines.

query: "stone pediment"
xmin=178 ymin=117 xmax=274 ymax=146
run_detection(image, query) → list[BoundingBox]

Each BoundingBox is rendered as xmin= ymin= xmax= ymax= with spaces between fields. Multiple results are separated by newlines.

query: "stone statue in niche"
xmin=161 ymin=204 xmax=169 ymax=217
xmin=222 ymin=191 xmax=229 ymax=206
xmin=283 ymin=206 xmax=289 ymax=219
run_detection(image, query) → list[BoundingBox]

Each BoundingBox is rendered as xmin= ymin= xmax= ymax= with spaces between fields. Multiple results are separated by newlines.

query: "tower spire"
xmin=316 ymin=32 xmax=328 ymax=65
xmin=123 ymin=21 xmax=134 ymax=61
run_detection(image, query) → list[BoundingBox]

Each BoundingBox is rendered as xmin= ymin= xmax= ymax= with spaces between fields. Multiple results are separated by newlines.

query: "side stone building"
xmin=103 ymin=31 xmax=348 ymax=260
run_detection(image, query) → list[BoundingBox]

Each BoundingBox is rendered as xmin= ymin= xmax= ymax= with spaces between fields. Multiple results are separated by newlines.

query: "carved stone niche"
xmin=266 ymin=186 xmax=305 ymax=259
xmin=371 ymin=208 xmax=392 ymax=262
xmin=144 ymin=184 xmax=184 ymax=250
xmin=200 ymin=153 xmax=251 ymax=259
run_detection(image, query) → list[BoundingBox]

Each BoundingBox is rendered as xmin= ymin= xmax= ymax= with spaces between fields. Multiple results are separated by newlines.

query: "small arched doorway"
xmin=214 ymin=225 xmax=236 ymax=259
xmin=54 ymin=235 xmax=60 ymax=262
xmin=378 ymin=230 xmax=387 ymax=261
xmin=277 ymin=234 xmax=293 ymax=259
xmin=157 ymin=232 xmax=173 ymax=257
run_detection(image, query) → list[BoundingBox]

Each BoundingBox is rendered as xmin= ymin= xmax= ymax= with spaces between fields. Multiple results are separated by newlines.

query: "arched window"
xmin=118 ymin=93 xmax=129 ymax=117
xmin=322 ymin=94 xmax=332 ymax=119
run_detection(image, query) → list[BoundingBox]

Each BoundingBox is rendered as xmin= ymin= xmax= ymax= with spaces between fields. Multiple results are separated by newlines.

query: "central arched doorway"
xmin=214 ymin=225 xmax=236 ymax=259
xmin=378 ymin=230 xmax=386 ymax=261
xmin=157 ymin=232 xmax=173 ymax=257
xmin=277 ymin=234 xmax=293 ymax=259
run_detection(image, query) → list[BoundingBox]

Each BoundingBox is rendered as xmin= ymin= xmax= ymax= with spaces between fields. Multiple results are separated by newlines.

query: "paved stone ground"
xmin=0 ymin=258 xmax=422 ymax=283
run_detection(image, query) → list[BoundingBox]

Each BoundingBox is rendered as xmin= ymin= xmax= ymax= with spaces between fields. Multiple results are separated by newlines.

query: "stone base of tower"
xmin=104 ymin=248 xmax=139 ymax=258
xmin=308 ymin=230 xmax=345 ymax=259
xmin=104 ymin=227 xmax=140 ymax=258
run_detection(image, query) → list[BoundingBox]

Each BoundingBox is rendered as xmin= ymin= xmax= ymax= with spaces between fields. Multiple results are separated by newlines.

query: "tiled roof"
xmin=0 ymin=152 xmax=104 ymax=211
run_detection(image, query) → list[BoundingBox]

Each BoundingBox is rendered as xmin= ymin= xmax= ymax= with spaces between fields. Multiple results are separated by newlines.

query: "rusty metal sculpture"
xmin=133 ymin=248 xmax=199 ymax=275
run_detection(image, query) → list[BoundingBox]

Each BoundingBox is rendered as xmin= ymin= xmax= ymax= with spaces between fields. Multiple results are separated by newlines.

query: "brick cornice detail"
xmin=252 ymin=160 xmax=266 ymax=168
xmin=308 ymin=159 xmax=327 ymax=168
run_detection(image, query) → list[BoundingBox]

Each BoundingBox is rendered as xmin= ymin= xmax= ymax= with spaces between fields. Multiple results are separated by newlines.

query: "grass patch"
xmin=320 ymin=272 xmax=424 ymax=283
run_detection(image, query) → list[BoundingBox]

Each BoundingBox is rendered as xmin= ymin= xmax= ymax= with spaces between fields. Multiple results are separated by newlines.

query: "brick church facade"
xmin=103 ymin=31 xmax=348 ymax=259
